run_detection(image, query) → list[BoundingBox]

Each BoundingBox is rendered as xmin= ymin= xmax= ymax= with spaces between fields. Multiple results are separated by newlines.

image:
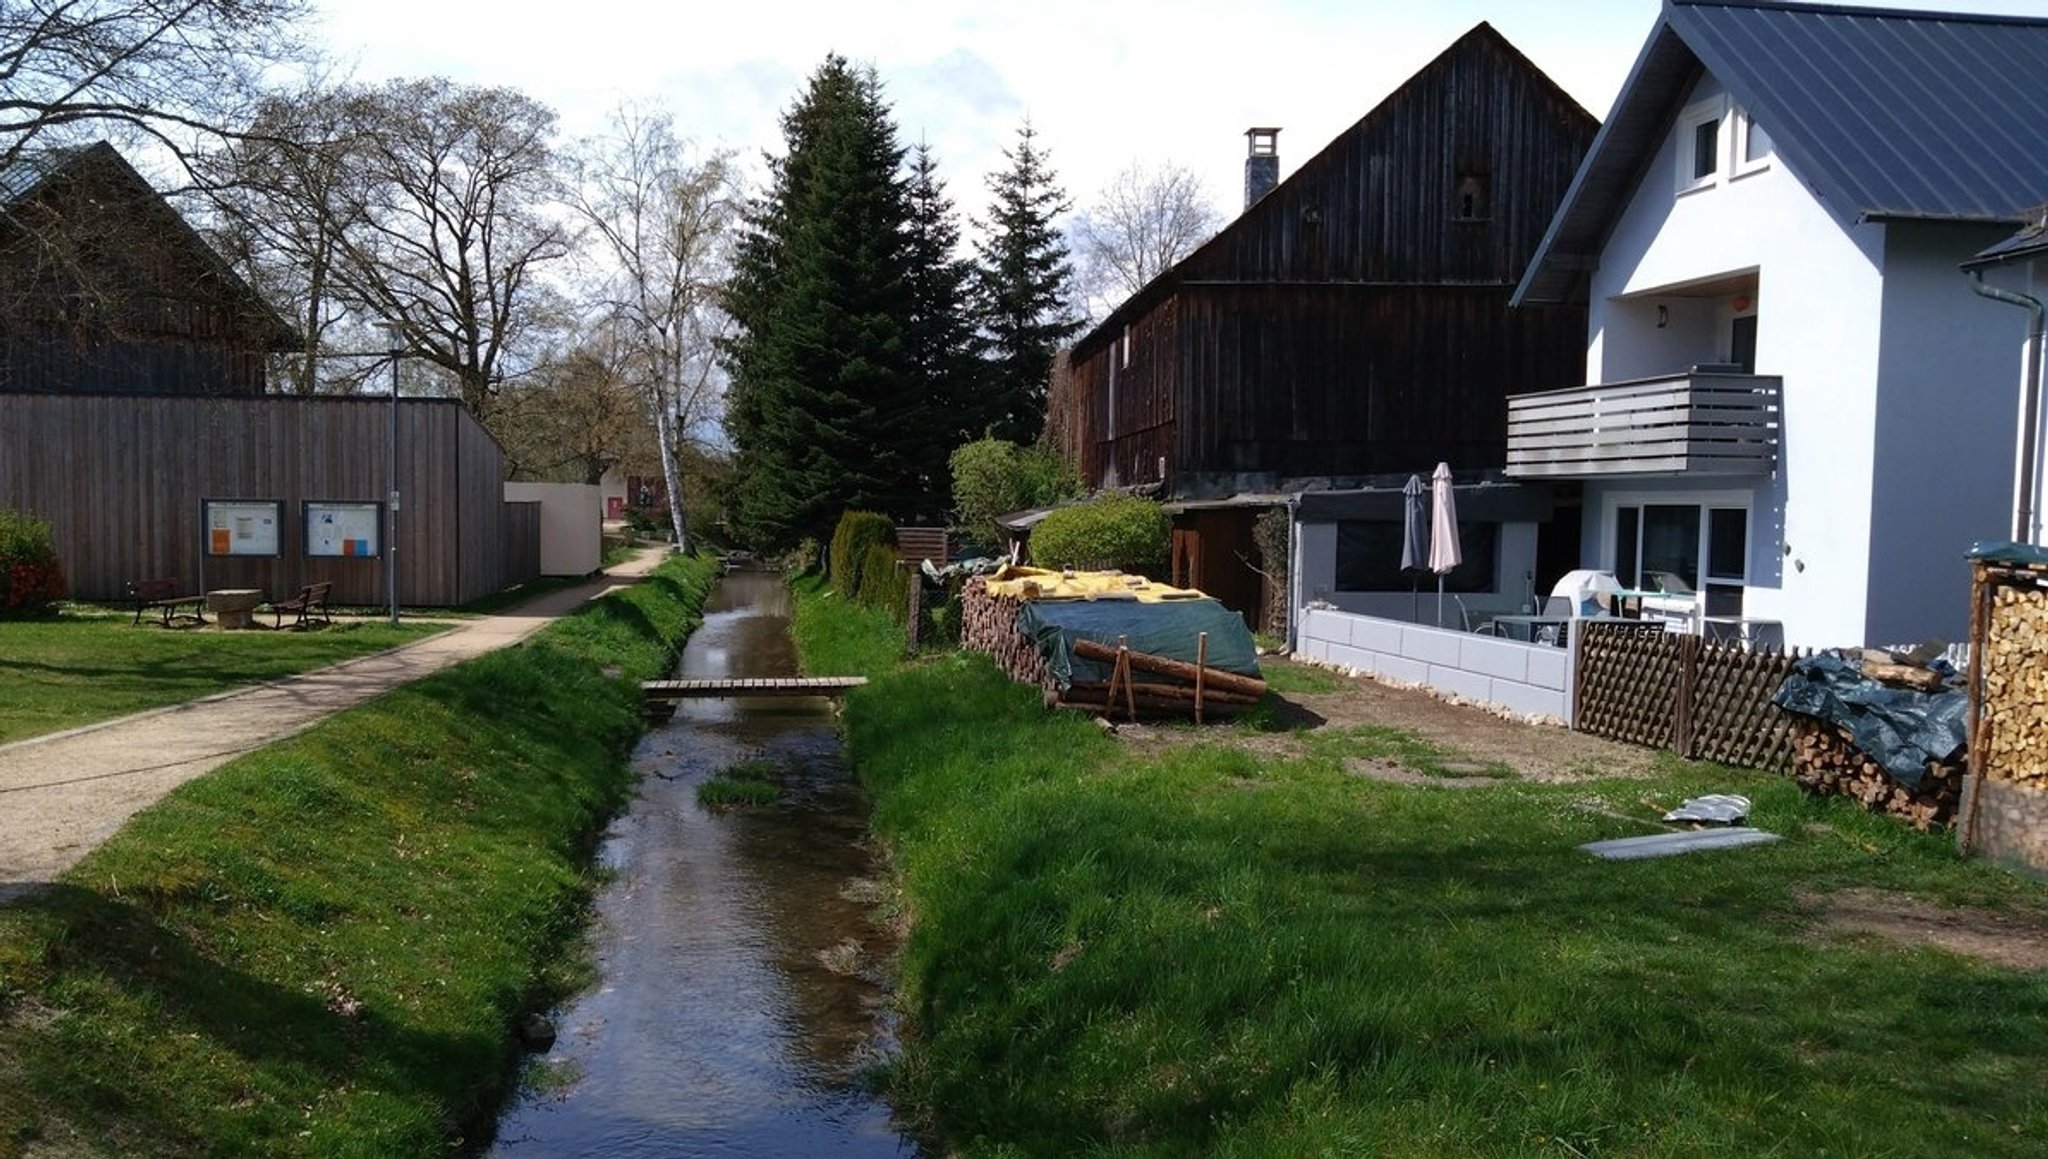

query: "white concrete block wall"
xmin=1296 ymin=608 xmax=1575 ymax=724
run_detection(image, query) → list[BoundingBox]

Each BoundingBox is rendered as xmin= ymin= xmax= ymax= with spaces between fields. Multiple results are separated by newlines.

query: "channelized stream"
xmin=490 ymin=570 xmax=918 ymax=1157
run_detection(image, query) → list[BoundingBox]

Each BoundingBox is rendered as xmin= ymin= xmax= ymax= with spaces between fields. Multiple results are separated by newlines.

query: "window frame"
xmin=1675 ymin=96 xmax=1729 ymax=195
xmin=1731 ymin=106 xmax=1772 ymax=178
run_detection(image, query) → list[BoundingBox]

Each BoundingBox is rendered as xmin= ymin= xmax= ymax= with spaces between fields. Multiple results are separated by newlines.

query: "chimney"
xmin=1244 ymin=127 xmax=1280 ymax=208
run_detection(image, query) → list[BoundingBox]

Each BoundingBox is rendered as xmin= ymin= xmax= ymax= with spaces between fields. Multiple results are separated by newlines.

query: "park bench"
xmin=126 ymin=578 xmax=206 ymax=627
xmin=268 ymin=581 xmax=334 ymax=630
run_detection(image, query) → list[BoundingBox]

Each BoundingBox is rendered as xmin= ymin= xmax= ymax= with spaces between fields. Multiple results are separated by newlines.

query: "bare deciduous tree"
xmin=331 ymin=78 xmax=570 ymax=416
xmin=1070 ymin=162 xmax=1222 ymax=320
xmin=0 ymin=0 xmax=308 ymax=173
xmin=569 ymin=105 xmax=739 ymax=552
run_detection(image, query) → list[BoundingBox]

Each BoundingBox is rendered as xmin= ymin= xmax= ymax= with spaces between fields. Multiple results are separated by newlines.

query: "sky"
xmin=310 ymin=0 xmax=2048 ymax=228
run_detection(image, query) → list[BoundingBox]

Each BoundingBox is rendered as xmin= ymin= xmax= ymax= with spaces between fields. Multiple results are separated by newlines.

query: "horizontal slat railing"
xmin=1506 ymin=372 xmax=1780 ymax=479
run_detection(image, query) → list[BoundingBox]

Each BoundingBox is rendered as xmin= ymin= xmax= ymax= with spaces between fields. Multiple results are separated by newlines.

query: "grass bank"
xmin=0 ymin=554 xmax=718 ymax=1157
xmin=793 ymin=586 xmax=2048 ymax=1157
xmin=0 ymin=619 xmax=440 ymax=744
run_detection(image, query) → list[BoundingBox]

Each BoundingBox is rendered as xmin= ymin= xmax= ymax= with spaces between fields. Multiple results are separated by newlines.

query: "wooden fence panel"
xmin=1575 ymin=620 xmax=1801 ymax=771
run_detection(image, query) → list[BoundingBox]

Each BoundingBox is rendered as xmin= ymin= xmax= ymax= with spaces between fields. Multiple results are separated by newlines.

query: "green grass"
xmin=790 ymin=573 xmax=907 ymax=677
xmin=0 ymin=554 xmax=719 ymax=1157
xmin=0 ymin=619 xmax=440 ymax=743
xmin=696 ymin=758 xmax=786 ymax=809
xmin=800 ymin=602 xmax=2048 ymax=1157
xmin=1256 ymin=656 xmax=1350 ymax=695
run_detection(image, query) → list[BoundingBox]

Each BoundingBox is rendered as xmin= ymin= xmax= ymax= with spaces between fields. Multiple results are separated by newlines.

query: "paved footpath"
xmin=0 ymin=548 xmax=674 ymax=901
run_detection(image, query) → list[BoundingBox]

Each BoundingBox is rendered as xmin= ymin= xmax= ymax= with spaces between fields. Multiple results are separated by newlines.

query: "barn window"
xmin=1454 ymin=173 xmax=1490 ymax=221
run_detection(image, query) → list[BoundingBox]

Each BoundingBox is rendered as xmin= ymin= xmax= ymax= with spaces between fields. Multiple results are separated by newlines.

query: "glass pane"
xmin=1335 ymin=521 xmax=1404 ymax=592
xmin=1642 ymin=505 xmax=1701 ymax=589
xmin=1708 ymin=508 xmax=1748 ymax=582
xmin=1704 ymin=582 xmax=1744 ymax=618
xmin=1745 ymin=118 xmax=1772 ymax=162
xmin=1613 ymin=506 xmax=1640 ymax=589
xmin=1692 ymin=118 xmax=1719 ymax=179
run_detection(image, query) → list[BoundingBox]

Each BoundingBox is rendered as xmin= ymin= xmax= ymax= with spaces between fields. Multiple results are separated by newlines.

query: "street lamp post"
xmin=376 ymin=323 xmax=403 ymax=626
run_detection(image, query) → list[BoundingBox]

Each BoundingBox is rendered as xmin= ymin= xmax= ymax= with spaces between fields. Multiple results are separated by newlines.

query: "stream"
xmin=490 ymin=569 xmax=919 ymax=1157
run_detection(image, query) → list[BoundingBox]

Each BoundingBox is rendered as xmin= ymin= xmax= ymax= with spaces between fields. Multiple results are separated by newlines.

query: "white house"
xmin=1511 ymin=0 xmax=2048 ymax=649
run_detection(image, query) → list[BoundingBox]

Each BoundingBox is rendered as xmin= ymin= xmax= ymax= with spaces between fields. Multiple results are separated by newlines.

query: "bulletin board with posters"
xmin=202 ymin=499 xmax=283 ymax=557
xmin=304 ymin=501 xmax=383 ymax=558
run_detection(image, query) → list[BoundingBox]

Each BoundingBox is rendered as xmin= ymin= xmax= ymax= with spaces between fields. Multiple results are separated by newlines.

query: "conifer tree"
xmin=721 ymin=56 xmax=920 ymax=548
xmin=903 ymin=142 xmax=985 ymax=513
xmin=974 ymin=120 xmax=1081 ymax=446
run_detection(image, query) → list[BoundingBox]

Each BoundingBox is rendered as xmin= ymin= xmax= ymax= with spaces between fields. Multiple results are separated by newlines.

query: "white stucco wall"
xmin=1865 ymin=222 xmax=2023 ymax=645
xmin=504 ymin=482 xmax=603 ymax=576
xmin=1582 ymin=72 xmax=1893 ymax=648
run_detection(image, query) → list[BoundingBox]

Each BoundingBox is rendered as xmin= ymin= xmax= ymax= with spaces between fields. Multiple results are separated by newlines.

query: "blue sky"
xmin=311 ymin=0 xmax=2047 ymax=224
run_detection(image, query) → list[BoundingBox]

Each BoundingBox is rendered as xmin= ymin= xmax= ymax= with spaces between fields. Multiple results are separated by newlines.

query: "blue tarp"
xmin=1014 ymin=598 xmax=1261 ymax=691
xmin=1770 ymin=652 xmax=1967 ymax=789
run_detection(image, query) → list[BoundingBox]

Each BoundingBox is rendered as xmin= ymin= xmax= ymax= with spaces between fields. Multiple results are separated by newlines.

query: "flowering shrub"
xmin=0 ymin=509 xmax=67 ymax=618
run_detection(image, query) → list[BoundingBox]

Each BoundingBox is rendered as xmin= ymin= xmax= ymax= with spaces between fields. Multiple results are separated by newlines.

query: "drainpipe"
xmin=1970 ymin=271 xmax=2046 ymax=543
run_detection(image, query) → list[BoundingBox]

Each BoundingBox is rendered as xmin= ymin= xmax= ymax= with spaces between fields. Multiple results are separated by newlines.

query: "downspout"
xmin=1970 ymin=271 xmax=2045 ymax=543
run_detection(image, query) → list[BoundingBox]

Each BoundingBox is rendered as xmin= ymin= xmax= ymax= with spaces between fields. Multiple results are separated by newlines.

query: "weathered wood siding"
xmin=0 ymin=393 xmax=531 ymax=605
xmin=1061 ymin=24 xmax=1598 ymax=490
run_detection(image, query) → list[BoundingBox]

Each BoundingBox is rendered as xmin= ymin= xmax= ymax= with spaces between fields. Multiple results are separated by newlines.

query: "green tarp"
xmin=1014 ymin=597 xmax=1262 ymax=690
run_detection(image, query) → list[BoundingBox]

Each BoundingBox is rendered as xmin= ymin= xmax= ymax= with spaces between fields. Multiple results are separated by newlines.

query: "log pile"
xmin=959 ymin=576 xmax=1268 ymax=721
xmin=1978 ymin=581 xmax=2048 ymax=786
xmin=1790 ymin=718 xmax=1962 ymax=832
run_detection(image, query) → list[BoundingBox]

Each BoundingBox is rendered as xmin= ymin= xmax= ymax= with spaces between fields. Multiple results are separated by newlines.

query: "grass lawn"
xmin=0 ymin=555 xmax=719 ymax=1156
xmin=794 ymin=586 xmax=2048 ymax=1157
xmin=0 ymin=618 xmax=440 ymax=744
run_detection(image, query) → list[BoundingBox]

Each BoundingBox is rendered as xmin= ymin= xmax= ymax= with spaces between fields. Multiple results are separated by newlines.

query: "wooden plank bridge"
xmin=641 ymin=677 xmax=868 ymax=718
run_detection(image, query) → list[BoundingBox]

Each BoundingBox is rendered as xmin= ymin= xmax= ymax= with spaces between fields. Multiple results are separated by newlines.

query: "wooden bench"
xmin=126 ymin=579 xmax=206 ymax=627
xmin=268 ymin=581 xmax=334 ymax=630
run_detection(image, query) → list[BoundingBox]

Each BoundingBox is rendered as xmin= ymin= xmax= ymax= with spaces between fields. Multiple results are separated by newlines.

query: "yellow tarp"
xmin=981 ymin=565 xmax=1208 ymax=603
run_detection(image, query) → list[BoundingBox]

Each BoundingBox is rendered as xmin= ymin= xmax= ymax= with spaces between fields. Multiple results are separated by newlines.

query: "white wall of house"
xmin=1573 ymin=70 xmax=2021 ymax=648
xmin=504 ymin=482 xmax=602 ymax=576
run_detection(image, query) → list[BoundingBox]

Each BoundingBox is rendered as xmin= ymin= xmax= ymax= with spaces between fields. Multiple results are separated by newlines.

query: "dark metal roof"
xmin=1966 ymin=208 xmax=2048 ymax=269
xmin=1517 ymin=0 xmax=2048 ymax=305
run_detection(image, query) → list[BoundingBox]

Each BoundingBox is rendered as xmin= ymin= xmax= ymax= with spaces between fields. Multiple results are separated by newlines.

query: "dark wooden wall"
xmin=1060 ymin=23 xmax=1597 ymax=491
xmin=0 ymin=393 xmax=532 ymax=606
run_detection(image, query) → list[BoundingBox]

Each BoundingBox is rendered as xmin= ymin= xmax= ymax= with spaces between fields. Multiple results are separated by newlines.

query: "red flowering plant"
xmin=0 ymin=509 xmax=67 ymax=618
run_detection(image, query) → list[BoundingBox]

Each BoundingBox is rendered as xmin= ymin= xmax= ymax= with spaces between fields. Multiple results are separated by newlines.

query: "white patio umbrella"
xmin=1428 ymin=462 xmax=1462 ymax=627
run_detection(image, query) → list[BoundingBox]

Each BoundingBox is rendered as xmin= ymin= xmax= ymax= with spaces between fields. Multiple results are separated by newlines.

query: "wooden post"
xmin=1195 ymin=632 xmax=1208 ymax=724
xmin=1961 ymin=560 xmax=1994 ymax=854
xmin=904 ymin=560 xmax=922 ymax=656
xmin=1116 ymin=634 xmax=1136 ymax=720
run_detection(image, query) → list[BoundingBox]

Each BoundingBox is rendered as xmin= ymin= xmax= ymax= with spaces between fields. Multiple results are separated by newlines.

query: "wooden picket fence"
xmin=1574 ymin=621 xmax=1805 ymax=772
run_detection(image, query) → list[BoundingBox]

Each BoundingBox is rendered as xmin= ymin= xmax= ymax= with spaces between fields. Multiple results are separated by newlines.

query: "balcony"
xmin=1505 ymin=370 xmax=1780 ymax=479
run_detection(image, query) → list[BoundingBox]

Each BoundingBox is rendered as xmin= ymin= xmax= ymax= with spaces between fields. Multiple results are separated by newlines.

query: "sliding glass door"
xmin=1612 ymin=503 xmax=1748 ymax=617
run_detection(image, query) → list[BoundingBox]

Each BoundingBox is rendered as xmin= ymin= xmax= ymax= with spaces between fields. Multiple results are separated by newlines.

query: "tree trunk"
xmin=653 ymin=401 xmax=690 ymax=554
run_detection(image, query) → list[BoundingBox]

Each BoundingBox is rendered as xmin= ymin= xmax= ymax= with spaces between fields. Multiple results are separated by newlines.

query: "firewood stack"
xmin=1789 ymin=718 xmax=1962 ymax=832
xmin=960 ymin=576 xmax=1052 ymax=692
xmin=1977 ymin=582 xmax=2048 ymax=787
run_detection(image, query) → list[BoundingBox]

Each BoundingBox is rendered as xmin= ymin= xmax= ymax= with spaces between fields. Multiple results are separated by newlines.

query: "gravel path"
xmin=0 ymin=549 xmax=671 ymax=901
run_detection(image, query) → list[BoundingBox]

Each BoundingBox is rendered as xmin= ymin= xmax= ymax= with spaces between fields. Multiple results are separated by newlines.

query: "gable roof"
xmin=0 ymin=141 xmax=300 ymax=350
xmin=1515 ymin=0 xmax=2048 ymax=305
xmin=1072 ymin=22 xmax=1596 ymax=359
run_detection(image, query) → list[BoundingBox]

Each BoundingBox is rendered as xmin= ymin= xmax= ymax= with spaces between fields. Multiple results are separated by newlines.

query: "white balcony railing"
xmin=1505 ymin=370 xmax=1781 ymax=479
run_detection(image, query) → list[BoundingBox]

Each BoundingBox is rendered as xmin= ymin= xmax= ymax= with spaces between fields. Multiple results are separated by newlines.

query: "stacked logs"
xmin=1790 ymin=720 xmax=1962 ymax=832
xmin=961 ymin=576 xmax=1052 ymax=691
xmin=1978 ymin=580 xmax=2048 ymax=786
xmin=959 ymin=577 xmax=1267 ymax=720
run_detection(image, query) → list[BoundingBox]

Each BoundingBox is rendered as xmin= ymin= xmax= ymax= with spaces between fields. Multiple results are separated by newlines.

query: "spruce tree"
xmin=721 ymin=56 xmax=920 ymax=548
xmin=903 ymin=142 xmax=985 ymax=517
xmin=974 ymin=120 xmax=1082 ymax=446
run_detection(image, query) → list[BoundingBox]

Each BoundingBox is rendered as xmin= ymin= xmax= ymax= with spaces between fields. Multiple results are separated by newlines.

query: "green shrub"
xmin=1029 ymin=493 xmax=1169 ymax=577
xmin=0 ymin=508 xmax=66 ymax=618
xmin=859 ymin=542 xmax=909 ymax=619
xmin=829 ymin=511 xmax=896 ymax=594
xmin=949 ymin=437 xmax=1083 ymax=544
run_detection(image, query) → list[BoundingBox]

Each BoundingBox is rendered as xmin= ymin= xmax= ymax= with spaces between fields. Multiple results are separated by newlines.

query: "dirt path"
xmin=0 ymin=549 xmax=673 ymax=901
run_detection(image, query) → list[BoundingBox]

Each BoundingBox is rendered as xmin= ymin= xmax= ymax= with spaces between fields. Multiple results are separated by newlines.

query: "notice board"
xmin=306 ymin=501 xmax=382 ymax=558
xmin=203 ymin=499 xmax=282 ymax=557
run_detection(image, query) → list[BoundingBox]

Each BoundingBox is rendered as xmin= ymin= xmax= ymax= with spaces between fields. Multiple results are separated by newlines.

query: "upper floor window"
xmin=1733 ymin=109 xmax=1772 ymax=177
xmin=1676 ymin=96 xmax=1727 ymax=193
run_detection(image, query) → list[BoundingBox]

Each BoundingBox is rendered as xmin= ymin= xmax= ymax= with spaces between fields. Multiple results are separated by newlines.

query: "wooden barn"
xmin=0 ymin=141 xmax=298 ymax=395
xmin=0 ymin=143 xmax=538 ymax=608
xmin=1053 ymin=23 xmax=1597 ymax=631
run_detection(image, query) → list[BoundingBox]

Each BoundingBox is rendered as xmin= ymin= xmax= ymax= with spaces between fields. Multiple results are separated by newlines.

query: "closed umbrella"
xmin=1399 ymin=473 xmax=1428 ymax=622
xmin=1428 ymin=462 xmax=1462 ymax=627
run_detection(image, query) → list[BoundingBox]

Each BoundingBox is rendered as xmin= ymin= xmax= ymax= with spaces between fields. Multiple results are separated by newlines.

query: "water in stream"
xmin=491 ymin=570 xmax=919 ymax=1157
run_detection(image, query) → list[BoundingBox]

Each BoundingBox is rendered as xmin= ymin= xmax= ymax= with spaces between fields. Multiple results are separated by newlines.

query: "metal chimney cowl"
xmin=1244 ymin=127 xmax=1280 ymax=209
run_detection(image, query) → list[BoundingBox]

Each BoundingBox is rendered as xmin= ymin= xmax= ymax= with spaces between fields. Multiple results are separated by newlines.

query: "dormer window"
xmin=1733 ymin=108 xmax=1772 ymax=177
